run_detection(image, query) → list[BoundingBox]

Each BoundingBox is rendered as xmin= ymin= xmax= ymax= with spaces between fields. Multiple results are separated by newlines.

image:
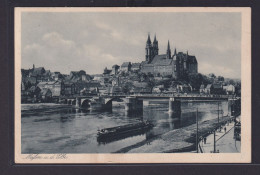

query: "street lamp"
xmin=213 ymin=129 xmax=216 ymax=153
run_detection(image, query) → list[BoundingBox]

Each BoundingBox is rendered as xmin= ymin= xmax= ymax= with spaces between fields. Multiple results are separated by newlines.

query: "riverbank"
xmin=115 ymin=115 xmax=232 ymax=153
xmin=199 ymin=116 xmax=240 ymax=153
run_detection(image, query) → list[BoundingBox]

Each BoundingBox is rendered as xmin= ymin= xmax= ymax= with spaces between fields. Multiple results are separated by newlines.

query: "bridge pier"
xmin=89 ymin=97 xmax=112 ymax=111
xmin=103 ymin=100 xmax=112 ymax=111
xmin=169 ymin=98 xmax=181 ymax=114
xmin=75 ymin=97 xmax=81 ymax=108
xmin=125 ymin=97 xmax=143 ymax=113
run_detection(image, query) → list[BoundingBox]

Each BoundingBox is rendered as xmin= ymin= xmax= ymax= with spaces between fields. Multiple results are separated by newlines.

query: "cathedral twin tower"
xmin=143 ymin=33 xmax=198 ymax=78
xmin=145 ymin=33 xmax=172 ymax=63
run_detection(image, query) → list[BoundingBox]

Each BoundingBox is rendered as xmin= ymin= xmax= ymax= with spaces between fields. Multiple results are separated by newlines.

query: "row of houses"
xmin=200 ymin=84 xmax=235 ymax=95
xmin=21 ymin=65 xmax=103 ymax=103
xmin=103 ymin=62 xmax=141 ymax=75
xmin=21 ymin=80 xmax=103 ymax=103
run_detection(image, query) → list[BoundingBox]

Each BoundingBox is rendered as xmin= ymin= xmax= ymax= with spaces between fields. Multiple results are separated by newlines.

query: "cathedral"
xmin=141 ymin=34 xmax=198 ymax=79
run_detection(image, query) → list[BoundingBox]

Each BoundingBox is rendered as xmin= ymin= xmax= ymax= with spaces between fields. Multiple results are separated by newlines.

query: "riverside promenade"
xmin=199 ymin=116 xmax=241 ymax=153
xmin=115 ymin=115 xmax=232 ymax=153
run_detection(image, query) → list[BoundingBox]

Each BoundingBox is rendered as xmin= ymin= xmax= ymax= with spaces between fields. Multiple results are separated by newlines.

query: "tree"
xmin=147 ymin=80 xmax=155 ymax=89
xmin=140 ymin=73 xmax=147 ymax=82
xmin=218 ymin=76 xmax=225 ymax=81
xmin=122 ymin=82 xmax=133 ymax=94
xmin=209 ymin=73 xmax=216 ymax=78
xmin=228 ymin=79 xmax=235 ymax=85
xmin=188 ymin=73 xmax=204 ymax=91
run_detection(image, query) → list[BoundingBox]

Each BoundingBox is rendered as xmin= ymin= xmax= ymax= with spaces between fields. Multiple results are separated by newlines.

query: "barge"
xmin=97 ymin=121 xmax=154 ymax=141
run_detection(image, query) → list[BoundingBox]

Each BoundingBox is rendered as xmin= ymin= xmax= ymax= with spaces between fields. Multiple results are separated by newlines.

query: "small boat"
xmin=97 ymin=121 xmax=154 ymax=140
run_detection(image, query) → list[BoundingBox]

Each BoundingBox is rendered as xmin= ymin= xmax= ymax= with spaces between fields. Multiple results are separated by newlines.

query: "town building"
xmin=64 ymin=82 xmax=76 ymax=96
xmin=121 ymin=62 xmax=131 ymax=72
xmin=103 ymin=67 xmax=112 ymax=75
xmin=141 ymin=34 xmax=198 ymax=79
xmin=223 ymin=84 xmax=235 ymax=95
xmin=51 ymin=72 xmax=63 ymax=81
xmin=66 ymin=70 xmax=91 ymax=82
xmin=106 ymin=85 xmax=123 ymax=95
xmin=74 ymin=81 xmax=102 ymax=95
xmin=37 ymin=81 xmax=65 ymax=97
xmin=200 ymin=84 xmax=206 ymax=94
xmin=176 ymin=84 xmax=192 ymax=93
xmin=112 ymin=65 xmax=120 ymax=75
xmin=203 ymin=83 xmax=224 ymax=95
xmin=40 ymin=89 xmax=52 ymax=102
xmin=131 ymin=63 xmax=141 ymax=71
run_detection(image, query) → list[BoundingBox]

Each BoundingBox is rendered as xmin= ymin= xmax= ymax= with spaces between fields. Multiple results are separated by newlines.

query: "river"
xmin=21 ymin=100 xmax=228 ymax=153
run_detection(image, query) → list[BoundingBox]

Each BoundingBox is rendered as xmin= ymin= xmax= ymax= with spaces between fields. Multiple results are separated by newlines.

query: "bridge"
xmin=58 ymin=94 xmax=239 ymax=115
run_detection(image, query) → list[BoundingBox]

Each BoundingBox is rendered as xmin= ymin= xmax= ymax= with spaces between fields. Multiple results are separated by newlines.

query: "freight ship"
xmin=97 ymin=121 xmax=154 ymax=141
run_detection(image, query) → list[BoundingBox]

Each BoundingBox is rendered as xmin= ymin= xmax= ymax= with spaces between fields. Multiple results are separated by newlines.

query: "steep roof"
xmin=206 ymin=84 xmax=212 ymax=89
xmin=66 ymin=70 xmax=91 ymax=82
xmin=141 ymin=61 xmax=148 ymax=65
xmin=121 ymin=62 xmax=131 ymax=67
xmin=142 ymin=63 xmax=154 ymax=67
xmin=151 ymin=54 xmax=173 ymax=66
xmin=43 ymin=70 xmax=51 ymax=76
xmin=40 ymin=89 xmax=52 ymax=95
xmin=187 ymin=55 xmax=197 ymax=64
xmin=176 ymin=52 xmax=197 ymax=64
xmin=24 ymin=77 xmax=37 ymax=84
xmin=32 ymin=67 xmax=45 ymax=76
xmin=112 ymin=64 xmax=120 ymax=68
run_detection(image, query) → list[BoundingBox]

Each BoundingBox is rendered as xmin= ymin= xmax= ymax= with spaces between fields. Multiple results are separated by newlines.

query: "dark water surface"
xmin=21 ymin=101 xmax=228 ymax=153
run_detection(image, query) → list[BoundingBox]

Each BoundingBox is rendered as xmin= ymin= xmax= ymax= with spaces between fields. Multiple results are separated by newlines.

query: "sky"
xmin=21 ymin=11 xmax=241 ymax=78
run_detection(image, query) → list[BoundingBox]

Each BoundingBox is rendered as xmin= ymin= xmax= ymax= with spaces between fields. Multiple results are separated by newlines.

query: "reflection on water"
xmin=21 ymin=101 xmax=228 ymax=153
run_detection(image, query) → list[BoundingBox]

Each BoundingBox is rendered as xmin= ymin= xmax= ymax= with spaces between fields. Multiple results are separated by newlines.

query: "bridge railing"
xmin=60 ymin=93 xmax=235 ymax=99
xmin=103 ymin=93 xmax=234 ymax=99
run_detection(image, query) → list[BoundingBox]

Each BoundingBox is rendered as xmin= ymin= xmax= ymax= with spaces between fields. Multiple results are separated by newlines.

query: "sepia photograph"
xmin=14 ymin=7 xmax=251 ymax=163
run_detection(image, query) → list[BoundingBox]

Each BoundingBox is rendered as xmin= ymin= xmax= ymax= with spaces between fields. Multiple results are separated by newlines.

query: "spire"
xmin=174 ymin=48 xmax=177 ymax=55
xmin=187 ymin=50 xmax=189 ymax=56
xmin=33 ymin=64 xmax=35 ymax=70
xmin=146 ymin=33 xmax=151 ymax=44
xmin=166 ymin=40 xmax=171 ymax=59
xmin=153 ymin=34 xmax=157 ymax=43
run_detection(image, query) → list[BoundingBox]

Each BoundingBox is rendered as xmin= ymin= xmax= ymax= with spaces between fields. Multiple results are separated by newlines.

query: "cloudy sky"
xmin=21 ymin=11 xmax=241 ymax=78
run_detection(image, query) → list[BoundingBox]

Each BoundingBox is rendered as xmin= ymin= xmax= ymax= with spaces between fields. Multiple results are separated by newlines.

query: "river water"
xmin=21 ymin=101 xmax=228 ymax=153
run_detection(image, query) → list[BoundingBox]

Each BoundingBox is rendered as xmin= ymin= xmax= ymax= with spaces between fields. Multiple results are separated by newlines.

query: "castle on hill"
xmin=140 ymin=34 xmax=198 ymax=79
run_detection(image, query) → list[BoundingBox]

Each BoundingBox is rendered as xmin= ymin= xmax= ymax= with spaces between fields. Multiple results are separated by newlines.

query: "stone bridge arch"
xmin=105 ymin=97 xmax=125 ymax=105
xmin=81 ymin=98 xmax=91 ymax=108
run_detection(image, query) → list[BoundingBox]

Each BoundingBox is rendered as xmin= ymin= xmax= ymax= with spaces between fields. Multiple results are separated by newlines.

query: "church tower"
xmin=153 ymin=34 xmax=159 ymax=56
xmin=145 ymin=33 xmax=153 ymax=63
xmin=166 ymin=40 xmax=171 ymax=59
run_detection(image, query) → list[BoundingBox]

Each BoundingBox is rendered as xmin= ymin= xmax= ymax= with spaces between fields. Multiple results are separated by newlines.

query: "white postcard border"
xmin=14 ymin=7 xmax=251 ymax=164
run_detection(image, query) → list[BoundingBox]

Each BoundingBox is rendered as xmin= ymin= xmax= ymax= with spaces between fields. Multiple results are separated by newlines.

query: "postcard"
xmin=15 ymin=7 xmax=251 ymax=163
